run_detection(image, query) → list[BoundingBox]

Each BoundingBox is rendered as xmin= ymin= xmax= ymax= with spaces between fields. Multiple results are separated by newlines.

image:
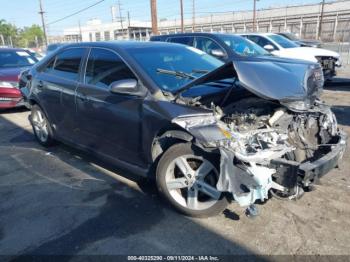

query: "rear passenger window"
xmin=85 ymin=48 xmax=135 ymax=89
xmin=168 ymin=37 xmax=194 ymax=46
xmin=50 ymin=48 xmax=84 ymax=81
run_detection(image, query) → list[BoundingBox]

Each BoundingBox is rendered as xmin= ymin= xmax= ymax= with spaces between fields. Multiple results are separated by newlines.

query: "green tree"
xmin=0 ymin=19 xmax=18 ymax=46
xmin=18 ymin=25 xmax=44 ymax=48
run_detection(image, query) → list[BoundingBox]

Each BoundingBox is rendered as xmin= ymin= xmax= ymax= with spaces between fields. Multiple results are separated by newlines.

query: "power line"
xmin=47 ymin=0 xmax=106 ymax=25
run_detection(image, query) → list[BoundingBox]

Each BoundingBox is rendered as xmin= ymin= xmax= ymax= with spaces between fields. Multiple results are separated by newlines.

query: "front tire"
xmin=156 ymin=143 xmax=229 ymax=217
xmin=30 ymin=104 xmax=55 ymax=147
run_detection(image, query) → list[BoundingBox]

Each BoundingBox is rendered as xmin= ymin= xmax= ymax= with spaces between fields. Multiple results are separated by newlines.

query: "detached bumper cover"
xmin=299 ymin=131 xmax=347 ymax=182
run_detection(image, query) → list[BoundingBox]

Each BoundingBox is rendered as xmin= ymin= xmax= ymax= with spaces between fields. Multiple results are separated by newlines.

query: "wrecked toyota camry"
xmin=21 ymin=42 xmax=346 ymax=218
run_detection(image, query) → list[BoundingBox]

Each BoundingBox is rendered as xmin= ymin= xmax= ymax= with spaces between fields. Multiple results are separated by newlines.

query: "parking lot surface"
xmin=1 ymin=68 xmax=350 ymax=257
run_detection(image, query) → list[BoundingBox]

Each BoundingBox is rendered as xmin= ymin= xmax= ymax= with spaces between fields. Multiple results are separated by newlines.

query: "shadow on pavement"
xmin=331 ymin=105 xmax=350 ymax=126
xmin=0 ymin=114 xmax=261 ymax=258
xmin=324 ymin=77 xmax=350 ymax=91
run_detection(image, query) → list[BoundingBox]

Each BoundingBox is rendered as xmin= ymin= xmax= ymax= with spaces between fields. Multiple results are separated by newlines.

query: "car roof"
xmin=151 ymin=32 xmax=247 ymax=38
xmin=0 ymin=47 xmax=30 ymax=52
xmin=60 ymin=41 xmax=184 ymax=50
xmin=239 ymin=33 xmax=276 ymax=37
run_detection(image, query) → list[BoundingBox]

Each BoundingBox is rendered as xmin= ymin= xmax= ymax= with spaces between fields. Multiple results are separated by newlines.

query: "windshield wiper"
xmin=192 ymin=69 xmax=209 ymax=74
xmin=156 ymin=68 xmax=196 ymax=80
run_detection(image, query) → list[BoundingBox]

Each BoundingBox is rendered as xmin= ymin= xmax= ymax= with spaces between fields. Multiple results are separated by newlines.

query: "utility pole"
xmin=318 ymin=0 xmax=326 ymax=40
xmin=150 ymin=0 xmax=158 ymax=35
xmin=78 ymin=20 xmax=82 ymax=42
xmin=180 ymin=0 xmax=184 ymax=32
xmin=253 ymin=0 xmax=257 ymax=32
xmin=111 ymin=6 xmax=117 ymax=22
xmin=127 ymin=11 xmax=131 ymax=27
xmin=38 ymin=0 xmax=48 ymax=47
xmin=192 ymin=0 xmax=195 ymax=32
xmin=127 ymin=11 xmax=130 ymax=40
xmin=117 ymin=0 xmax=124 ymax=32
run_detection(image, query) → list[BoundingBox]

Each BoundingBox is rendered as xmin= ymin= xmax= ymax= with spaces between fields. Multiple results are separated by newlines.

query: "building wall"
xmin=63 ymin=19 xmax=151 ymax=42
xmin=158 ymin=0 xmax=350 ymax=42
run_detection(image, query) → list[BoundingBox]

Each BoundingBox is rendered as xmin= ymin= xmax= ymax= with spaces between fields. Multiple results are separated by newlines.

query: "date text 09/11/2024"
xmin=127 ymin=255 xmax=220 ymax=261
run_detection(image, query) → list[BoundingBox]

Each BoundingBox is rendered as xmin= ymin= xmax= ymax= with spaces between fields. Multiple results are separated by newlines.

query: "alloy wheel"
xmin=165 ymin=154 xmax=221 ymax=211
xmin=31 ymin=109 xmax=49 ymax=143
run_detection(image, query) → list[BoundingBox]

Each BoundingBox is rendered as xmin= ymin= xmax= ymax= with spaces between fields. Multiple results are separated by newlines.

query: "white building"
xmin=63 ymin=19 xmax=152 ymax=42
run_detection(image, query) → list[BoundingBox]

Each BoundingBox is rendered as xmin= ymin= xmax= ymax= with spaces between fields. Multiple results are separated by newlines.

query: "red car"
xmin=0 ymin=48 xmax=38 ymax=109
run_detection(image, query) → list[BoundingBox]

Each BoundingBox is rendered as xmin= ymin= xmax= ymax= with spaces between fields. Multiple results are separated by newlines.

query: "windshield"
xmin=0 ymin=50 xmax=38 ymax=69
xmin=129 ymin=45 xmax=224 ymax=92
xmin=281 ymin=33 xmax=298 ymax=41
xmin=268 ymin=34 xmax=299 ymax=48
xmin=217 ymin=34 xmax=270 ymax=57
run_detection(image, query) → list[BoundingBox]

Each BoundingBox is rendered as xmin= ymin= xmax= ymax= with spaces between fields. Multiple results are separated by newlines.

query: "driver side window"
xmin=85 ymin=48 xmax=135 ymax=89
xmin=248 ymin=36 xmax=277 ymax=51
xmin=194 ymin=37 xmax=225 ymax=57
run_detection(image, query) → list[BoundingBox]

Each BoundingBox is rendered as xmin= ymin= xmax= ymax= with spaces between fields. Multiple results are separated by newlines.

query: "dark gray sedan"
xmin=20 ymin=42 xmax=346 ymax=217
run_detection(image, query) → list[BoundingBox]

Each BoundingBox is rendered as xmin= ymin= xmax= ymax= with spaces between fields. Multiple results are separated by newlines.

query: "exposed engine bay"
xmin=172 ymin=96 xmax=347 ymax=207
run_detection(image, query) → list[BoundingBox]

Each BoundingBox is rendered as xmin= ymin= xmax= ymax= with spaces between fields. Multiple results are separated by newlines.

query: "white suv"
xmin=240 ymin=33 xmax=341 ymax=80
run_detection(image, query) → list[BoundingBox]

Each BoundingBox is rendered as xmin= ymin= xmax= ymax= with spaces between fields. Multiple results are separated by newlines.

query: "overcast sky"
xmin=0 ymin=0 xmax=322 ymax=35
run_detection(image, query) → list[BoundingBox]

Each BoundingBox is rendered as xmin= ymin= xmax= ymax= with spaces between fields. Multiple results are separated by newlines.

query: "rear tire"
xmin=30 ymin=104 xmax=55 ymax=147
xmin=156 ymin=143 xmax=229 ymax=217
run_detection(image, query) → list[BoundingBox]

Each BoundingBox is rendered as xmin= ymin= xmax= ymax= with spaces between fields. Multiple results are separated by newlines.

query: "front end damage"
xmin=171 ymin=62 xmax=347 ymax=209
xmin=172 ymin=101 xmax=346 ymax=208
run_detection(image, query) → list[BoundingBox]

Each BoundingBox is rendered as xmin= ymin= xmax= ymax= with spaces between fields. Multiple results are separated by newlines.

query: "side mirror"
xmin=110 ymin=79 xmax=139 ymax=95
xmin=210 ymin=49 xmax=225 ymax=58
xmin=263 ymin=44 xmax=275 ymax=52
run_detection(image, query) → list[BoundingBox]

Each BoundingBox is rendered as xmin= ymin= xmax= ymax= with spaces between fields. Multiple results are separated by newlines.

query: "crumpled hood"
xmin=273 ymin=47 xmax=340 ymax=62
xmin=177 ymin=58 xmax=323 ymax=104
xmin=233 ymin=58 xmax=322 ymax=101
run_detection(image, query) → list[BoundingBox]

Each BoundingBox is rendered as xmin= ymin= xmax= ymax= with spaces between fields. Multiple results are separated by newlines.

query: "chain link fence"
xmin=322 ymin=42 xmax=350 ymax=66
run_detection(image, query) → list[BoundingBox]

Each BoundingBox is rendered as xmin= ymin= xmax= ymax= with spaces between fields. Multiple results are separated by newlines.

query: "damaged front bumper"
xmin=172 ymin=112 xmax=347 ymax=208
xmin=218 ymin=130 xmax=347 ymax=206
xmin=299 ymin=130 xmax=346 ymax=183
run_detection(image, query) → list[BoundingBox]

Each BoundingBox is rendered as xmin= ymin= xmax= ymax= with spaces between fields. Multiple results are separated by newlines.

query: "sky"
xmin=0 ymin=0 xmax=323 ymax=35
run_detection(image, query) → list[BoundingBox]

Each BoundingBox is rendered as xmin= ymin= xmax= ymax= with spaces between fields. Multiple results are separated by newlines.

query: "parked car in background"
xmin=0 ymin=48 xmax=38 ymax=109
xmin=240 ymin=33 xmax=341 ymax=80
xmin=24 ymin=48 xmax=45 ymax=60
xmin=277 ymin=32 xmax=322 ymax=48
xmin=150 ymin=33 xmax=271 ymax=61
xmin=20 ymin=42 xmax=346 ymax=217
xmin=46 ymin=43 xmax=64 ymax=54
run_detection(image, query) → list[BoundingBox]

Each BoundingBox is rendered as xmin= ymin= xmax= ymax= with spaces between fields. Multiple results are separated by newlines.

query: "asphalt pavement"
xmin=0 ymin=67 xmax=350 ymax=258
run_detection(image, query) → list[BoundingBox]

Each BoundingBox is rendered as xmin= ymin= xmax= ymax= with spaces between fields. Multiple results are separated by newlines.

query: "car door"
xmin=34 ymin=47 xmax=85 ymax=139
xmin=75 ymin=47 xmax=145 ymax=165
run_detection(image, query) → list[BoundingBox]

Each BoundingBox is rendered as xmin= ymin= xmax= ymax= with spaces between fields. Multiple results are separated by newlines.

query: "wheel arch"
xmin=147 ymin=124 xmax=194 ymax=178
xmin=28 ymin=98 xmax=56 ymax=138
